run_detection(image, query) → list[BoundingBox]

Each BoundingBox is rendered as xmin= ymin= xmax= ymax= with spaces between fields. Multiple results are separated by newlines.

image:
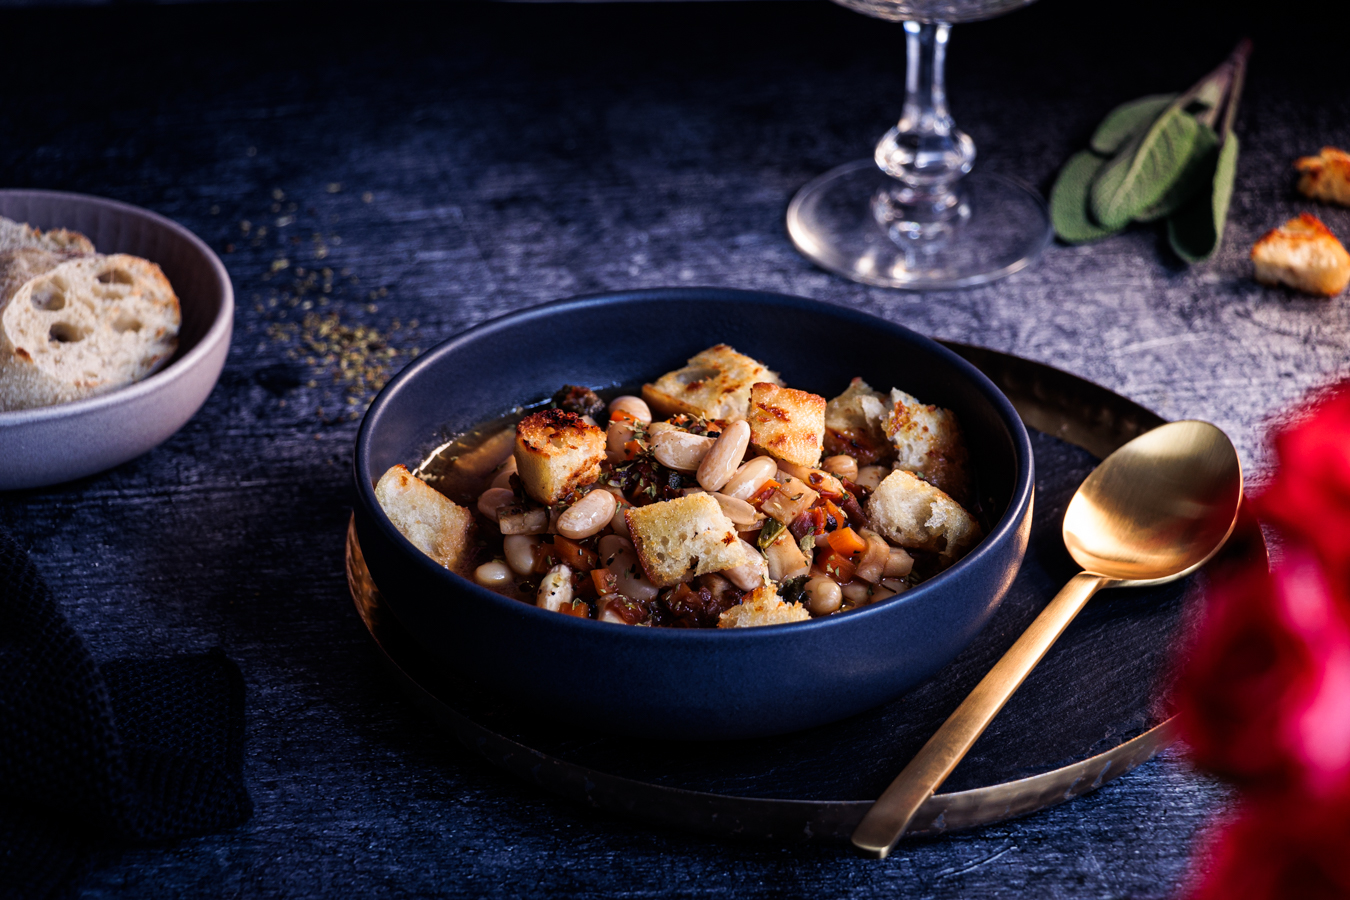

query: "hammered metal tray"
xmin=345 ymin=343 xmax=1264 ymax=844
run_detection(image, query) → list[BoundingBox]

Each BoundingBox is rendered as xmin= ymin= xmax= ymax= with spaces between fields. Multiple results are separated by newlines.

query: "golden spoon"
xmin=852 ymin=420 xmax=1243 ymax=858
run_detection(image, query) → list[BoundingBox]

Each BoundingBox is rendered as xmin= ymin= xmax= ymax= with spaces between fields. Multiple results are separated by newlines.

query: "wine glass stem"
xmin=874 ymin=21 xmax=975 ymax=219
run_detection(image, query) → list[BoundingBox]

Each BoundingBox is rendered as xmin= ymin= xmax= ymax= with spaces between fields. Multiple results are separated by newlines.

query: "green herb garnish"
xmin=1050 ymin=39 xmax=1249 ymax=263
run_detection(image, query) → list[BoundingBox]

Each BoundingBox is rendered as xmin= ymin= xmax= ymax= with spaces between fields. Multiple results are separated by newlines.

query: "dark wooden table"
xmin=3 ymin=0 xmax=1347 ymax=895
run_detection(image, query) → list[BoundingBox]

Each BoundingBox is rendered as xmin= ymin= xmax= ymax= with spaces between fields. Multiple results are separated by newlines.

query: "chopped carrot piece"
xmin=623 ymin=439 xmax=643 ymax=460
xmin=559 ymin=600 xmax=592 ymax=618
xmin=554 ymin=536 xmax=599 ymax=572
xmin=611 ymin=409 xmax=638 ymax=424
xmin=592 ymin=568 xmax=618 ymax=595
xmin=827 ymin=527 xmax=867 ymax=557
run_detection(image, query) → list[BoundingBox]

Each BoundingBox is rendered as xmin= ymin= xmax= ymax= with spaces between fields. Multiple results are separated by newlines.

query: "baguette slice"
xmin=0 ymin=215 xmax=95 ymax=255
xmin=0 ymin=252 xmax=181 ymax=411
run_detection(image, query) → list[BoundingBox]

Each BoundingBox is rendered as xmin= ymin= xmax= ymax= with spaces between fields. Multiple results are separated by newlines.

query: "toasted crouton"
xmin=824 ymin=377 xmax=892 ymax=464
xmin=866 ymin=469 xmax=981 ymax=564
xmin=747 ymin=382 xmax=826 ymax=467
xmin=718 ymin=582 xmax=810 ymax=628
xmin=514 ymin=409 xmax=607 ymax=504
xmin=375 ymin=465 xmax=476 ymax=575
xmin=642 ymin=344 xmax=782 ymax=421
xmin=885 ymin=389 xmax=972 ymax=505
xmin=1251 ymin=214 xmax=1350 ymax=297
xmin=625 ymin=493 xmax=748 ymax=588
xmin=1296 ymin=147 xmax=1350 ymax=207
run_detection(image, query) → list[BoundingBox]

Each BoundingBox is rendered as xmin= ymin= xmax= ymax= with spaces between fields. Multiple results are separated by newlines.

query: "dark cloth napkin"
xmin=0 ymin=526 xmax=251 ymax=900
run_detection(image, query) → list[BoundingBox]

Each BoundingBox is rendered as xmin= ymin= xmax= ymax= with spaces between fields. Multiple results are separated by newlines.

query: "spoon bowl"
xmin=1065 ymin=420 xmax=1244 ymax=585
xmin=852 ymin=419 xmax=1243 ymax=858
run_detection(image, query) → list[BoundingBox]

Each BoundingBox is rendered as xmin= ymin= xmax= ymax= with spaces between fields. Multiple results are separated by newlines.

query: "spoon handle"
xmin=851 ymin=571 xmax=1111 ymax=858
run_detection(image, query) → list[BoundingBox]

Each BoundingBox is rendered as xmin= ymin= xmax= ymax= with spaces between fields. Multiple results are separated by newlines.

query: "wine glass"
xmin=787 ymin=0 xmax=1051 ymax=289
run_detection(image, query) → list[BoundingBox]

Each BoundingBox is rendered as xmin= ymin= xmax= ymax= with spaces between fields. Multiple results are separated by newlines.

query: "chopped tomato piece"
xmin=748 ymin=479 xmax=782 ymax=509
xmin=819 ymin=550 xmax=857 ymax=583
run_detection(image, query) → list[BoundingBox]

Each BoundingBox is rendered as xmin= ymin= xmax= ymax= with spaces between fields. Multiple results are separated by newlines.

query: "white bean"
xmin=855 ymin=530 xmax=891 ymax=584
xmin=822 ymin=455 xmax=859 ymax=482
xmin=474 ymin=560 xmax=514 ymax=589
xmin=490 ymin=456 xmax=518 ymax=490
xmin=805 ymin=577 xmax=843 ymax=615
xmin=884 ymin=548 xmax=915 ymax=578
xmin=607 ymin=418 xmax=637 ymax=457
xmin=608 ymin=497 xmax=632 ymax=539
xmin=503 ymin=535 xmax=541 ymax=575
xmin=598 ymin=535 xmax=659 ymax=602
xmin=722 ymin=539 xmax=768 ymax=591
xmin=712 ymin=492 xmax=762 ymax=528
xmin=842 ymin=581 xmax=872 ymax=605
xmin=608 ymin=395 xmax=652 ymax=424
xmin=697 ymin=420 xmax=750 ymax=492
xmin=721 ymin=456 xmax=778 ymax=501
xmin=536 ymin=564 xmax=574 ymax=612
xmin=856 ymin=465 xmax=889 ymax=492
xmin=652 ymin=431 xmax=714 ymax=472
xmin=646 ymin=421 xmax=678 ymax=438
xmin=557 ymin=489 xmax=618 ymax=540
xmin=477 ymin=487 xmax=517 ymax=522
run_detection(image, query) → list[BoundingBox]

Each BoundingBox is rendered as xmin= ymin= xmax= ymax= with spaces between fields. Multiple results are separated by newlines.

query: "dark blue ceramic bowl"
xmin=353 ymin=288 xmax=1034 ymax=740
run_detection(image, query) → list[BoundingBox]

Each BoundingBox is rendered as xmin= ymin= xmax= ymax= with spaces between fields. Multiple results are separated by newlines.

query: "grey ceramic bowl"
xmin=0 ymin=190 xmax=233 ymax=490
xmin=354 ymin=289 xmax=1035 ymax=740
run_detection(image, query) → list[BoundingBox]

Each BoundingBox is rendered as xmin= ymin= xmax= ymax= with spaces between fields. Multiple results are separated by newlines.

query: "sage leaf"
xmin=1090 ymin=104 xmax=1202 ymax=230
xmin=1090 ymin=94 xmax=1176 ymax=155
xmin=1051 ymin=151 xmax=1122 ymax=243
xmin=1168 ymin=134 xmax=1240 ymax=263
xmin=1134 ymin=121 xmax=1219 ymax=222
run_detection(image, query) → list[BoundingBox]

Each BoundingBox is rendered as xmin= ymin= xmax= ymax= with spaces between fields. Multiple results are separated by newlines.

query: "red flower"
xmin=1187 ymin=799 xmax=1350 ymax=900
xmin=1177 ymin=549 xmax=1350 ymax=799
xmin=1256 ymin=383 xmax=1350 ymax=605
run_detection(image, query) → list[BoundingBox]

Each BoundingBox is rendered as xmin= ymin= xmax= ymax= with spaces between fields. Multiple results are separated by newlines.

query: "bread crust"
xmin=718 ymin=582 xmax=809 ymax=628
xmin=375 ymin=465 xmax=476 ymax=576
xmin=1295 ymin=147 xmax=1350 ymax=207
xmin=624 ymin=492 xmax=748 ymax=588
xmin=1251 ymin=213 xmax=1350 ymax=297
xmin=866 ymin=469 xmax=981 ymax=564
xmin=823 ymin=377 xmax=891 ymax=464
xmin=514 ymin=409 xmax=607 ymax=504
xmin=642 ymin=344 xmax=781 ymax=421
xmin=747 ymin=382 xmax=826 ymax=467
xmin=884 ymin=389 xmax=972 ymax=505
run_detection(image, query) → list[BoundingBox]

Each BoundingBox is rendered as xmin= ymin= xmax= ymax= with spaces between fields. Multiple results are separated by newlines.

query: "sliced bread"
xmin=0 ymin=251 xmax=181 ymax=411
xmin=0 ymin=215 xmax=95 ymax=255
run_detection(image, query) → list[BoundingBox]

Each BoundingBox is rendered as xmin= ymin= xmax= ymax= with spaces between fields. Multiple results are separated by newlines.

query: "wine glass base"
xmin=787 ymin=159 xmax=1052 ymax=290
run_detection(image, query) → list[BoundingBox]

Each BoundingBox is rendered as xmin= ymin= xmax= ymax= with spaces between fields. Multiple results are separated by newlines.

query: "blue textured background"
xmin=2 ymin=0 xmax=1347 ymax=895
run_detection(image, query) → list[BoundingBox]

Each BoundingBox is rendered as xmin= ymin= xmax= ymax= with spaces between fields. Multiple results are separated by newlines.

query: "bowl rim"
xmin=0 ymin=188 xmax=235 ymax=425
xmin=353 ymin=287 xmax=1035 ymax=641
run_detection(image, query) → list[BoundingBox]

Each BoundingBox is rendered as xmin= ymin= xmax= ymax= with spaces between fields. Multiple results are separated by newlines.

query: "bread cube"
xmin=884 ymin=388 xmax=972 ymax=505
xmin=642 ymin=344 xmax=781 ymax=421
xmin=1251 ymin=213 xmax=1350 ymax=297
xmin=866 ymin=469 xmax=981 ymax=565
xmin=624 ymin=493 xmax=748 ymax=588
xmin=718 ymin=582 xmax=810 ymax=628
xmin=375 ymin=465 xmax=476 ymax=575
xmin=823 ymin=377 xmax=891 ymax=464
xmin=1296 ymin=147 xmax=1350 ymax=207
xmin=514 ymin=409 xmax=607 ymax=504
xmin=747 ymin=382 xmax=826 ymax=467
